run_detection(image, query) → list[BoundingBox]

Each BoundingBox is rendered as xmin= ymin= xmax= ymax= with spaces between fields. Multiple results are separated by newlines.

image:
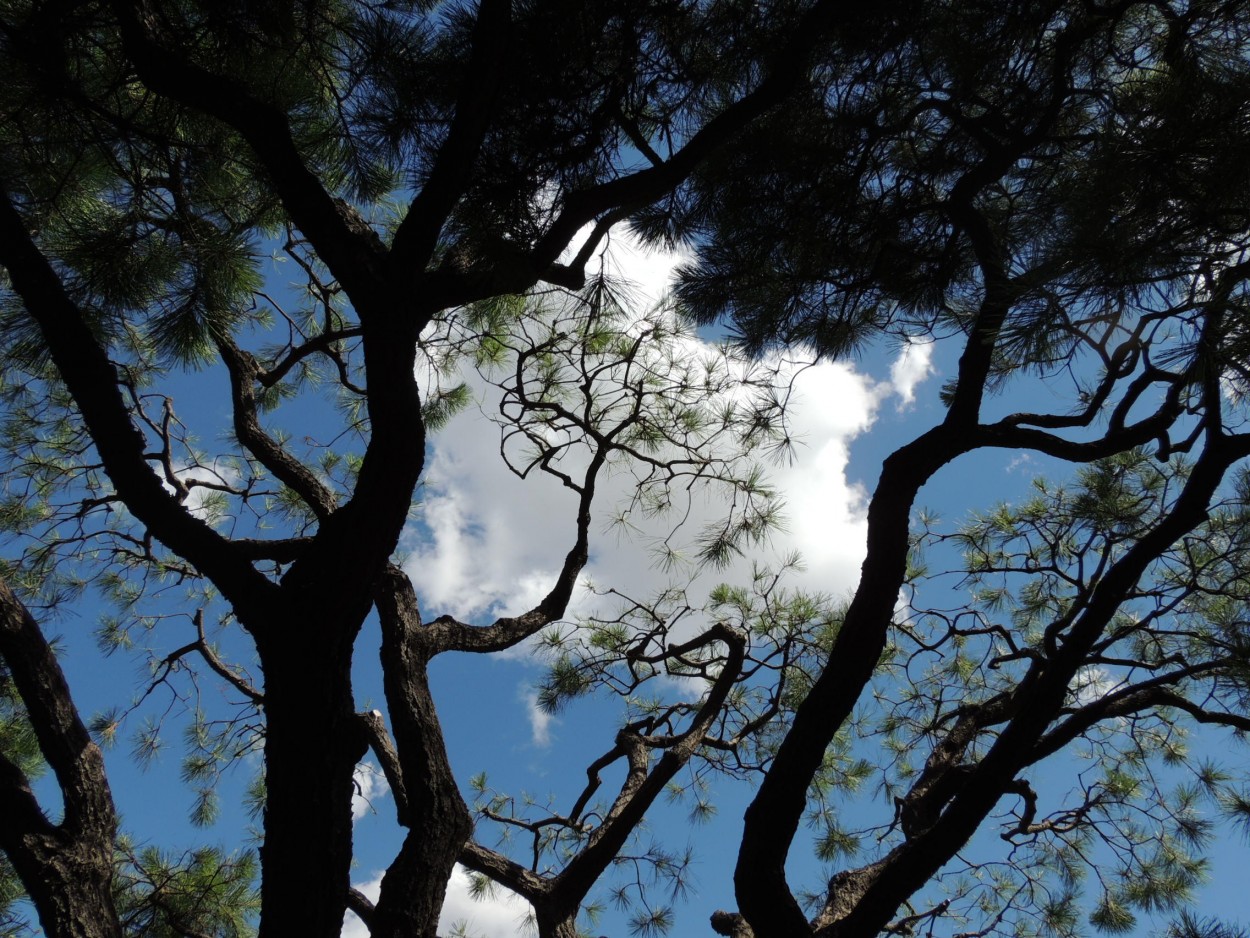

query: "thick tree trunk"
xmin=255 ymin=610 xmax=366 ymax=938
xmin=535 ymin=909 xmax=582 ymax=938
xmin=7 ymin=838 xmax=122 ymax=938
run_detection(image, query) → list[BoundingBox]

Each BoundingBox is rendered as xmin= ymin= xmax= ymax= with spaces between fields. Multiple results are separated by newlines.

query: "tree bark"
xmin=534 ymin=909 xmax=582 ymax=938
xmin=814 ymin=434 xmax=1248 ymax=938
xmin=254 ymin=589 xmax=369 ymax=938
xmin=0 ymin=577 xmax=123 ymax=938
xmin=369 ymin=567 xmax=474 ymax=938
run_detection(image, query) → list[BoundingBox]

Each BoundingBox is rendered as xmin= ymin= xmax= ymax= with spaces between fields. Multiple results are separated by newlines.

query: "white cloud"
xmin=406 ymin=431 xmax=579 ymax=622
xmin=341 ymin=872 xmax=383 ymax=938
xmin=404 ymin=349 xmax=884 ymax=639
xmin=565 ymin=222 xmax=691 ymax=312
xmin=405 ymin=231 xmax=939 ymax=638
xmin=341 ymin=866 xmax=532 ymax=938
xmin=888 ymin=337 xmax=935 ymax=409
xmin=1005 ymin=452 xmax=1034 ymax=474
xmin=521 ymin=685 xmax=555 ymax=748
xmin=764 ymin=359 xmax=879 ymax=597
xmin=439 ymin=864 xmax=534 ymax=937
xmin=351 ymin=761 xmax=391 ymax=822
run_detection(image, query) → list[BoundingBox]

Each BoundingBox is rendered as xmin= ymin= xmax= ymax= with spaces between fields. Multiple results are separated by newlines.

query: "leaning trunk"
xmin=0 ymin=577 xmax=123 ymax=938
xmin=368 ymin=658 xmax=472 ymax=938
xmin=369 ymin=568 xmax=474 ymax=938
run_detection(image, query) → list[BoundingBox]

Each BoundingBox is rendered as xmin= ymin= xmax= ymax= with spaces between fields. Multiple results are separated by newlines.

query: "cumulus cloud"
xmin=764 ymin=359 xmax=880 ymax=597
xmin=351 ymin=761 xmax=390 ymax=822
xmin=888 ymin=337 xmax=935 ymax=409
xmin=439 ymin=864 xmax=534 ymax=937
xmin=341 ymin=866 xmax=532 ymax=938
xmin=407 ymin=455 xmax=566 ymax=620
xmin=160 ymin=460 xmax=242 ymax=524
xmin=404 ymin=352 xmax=896 ymax=633
xmin=521 ymin=685 xmax=555 ymax=748
xmin=404 ymin=225 xmax=939 ymax=632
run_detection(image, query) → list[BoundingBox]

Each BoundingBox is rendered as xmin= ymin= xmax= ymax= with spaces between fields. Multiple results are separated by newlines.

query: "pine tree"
xmin=0 ymin=2 xmax=854 ymax=936
xmin=658 ymin=2 xmax=1250 ymax=935
xmin=6 ymin=2 xmax=1250 ymax=938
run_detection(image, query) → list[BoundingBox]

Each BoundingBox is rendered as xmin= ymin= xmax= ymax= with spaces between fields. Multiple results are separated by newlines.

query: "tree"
xmin=654 ymin=1 xmax=1250 ymax=935
xmin=7 ymin=3 xmax=1250 ymax=938
xmin=0 ymin=1 xmax=852 ymax=937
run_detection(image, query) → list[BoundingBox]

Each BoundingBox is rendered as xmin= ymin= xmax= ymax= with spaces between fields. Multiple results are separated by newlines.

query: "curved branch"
xmin=390 ymin=0 xmax=511 ymax=268
xmin=1030 ymin=660 xmax=1250 ymax=764
xmin=527 ymin=0 xmax=853 ymax=273
xmin=346 ymin=888 xmax=375 ymax=931
xmin=0 ymin=575 xmax=123 ymax=938
xmin=258 ymin=327 xmax=364 ymax=390
xmin=109 ymin=0 xmax=391 ymax=313
xmin=820 ymin=424 xmax=1250 ymax=938
xmin=458 ymin=840 xmax=551 ymax=904
xmin=980 ymin=386 xmax=1186 ymax=463
xmin=0 ymin=191 xmax=278 ymax=624
xmin=428 ymin=442 xmax=605 ymax=654
xmin=368 ymin=565 xmax=474 ymax=936
xmin=214 ymin=333 xmax=338 ymax=520
xmin=190 ymin=610 xmax=264 ymax=706
xmin=552 ymin=623 xmax=747 ymax=904
xmin=357 ymin=709 xmax=410 ymax=828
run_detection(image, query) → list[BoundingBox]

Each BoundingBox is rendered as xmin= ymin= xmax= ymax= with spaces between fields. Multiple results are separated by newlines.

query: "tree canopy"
xmin=3 ymin=2 xmax=1250 ymax=938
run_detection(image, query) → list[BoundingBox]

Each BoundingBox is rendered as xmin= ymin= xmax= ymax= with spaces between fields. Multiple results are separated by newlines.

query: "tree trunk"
xmin=7 ymin=838 xmax=123 ymax=938
xmin=0 ymin=577 xmax=123 ymax=938
xmin=535 ymin=909 xmax=582 ymax=938
xmin=367 ymin=659 xmax=472 ymax=938
xmin=255 ymin=613 xmax=366 ymax=938
xmin=369 ymin=568 xmax=473 ymax=938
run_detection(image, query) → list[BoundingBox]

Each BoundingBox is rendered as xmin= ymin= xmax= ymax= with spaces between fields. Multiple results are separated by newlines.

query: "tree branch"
xmin=820 ymin=423 xmax=1250 ymax=938
xmin=1030 ymin=661 xmax=1249 ymax=764
xmin=109 ymin=0 xmax=391 ymax=314
xmin=554 ymin=623 xmax=746 ymax=904
xmin=346 ymin=887 xmax=375 ymax=931
xmin=390 ymin=0 xmax=511 ymax=268
xmin=428 ymin=442 xmax=604 ymax=654
xmin=357 ymin=709 xmax=410 ymax=828
xmin=458 ymin=840 xmax=550 ymax=904
xmin=0 ymin=190 xmax=279 ymax=625
xmin=0 ymin=575 xmax=122 ymax=938
xmin=214 ymin=333 xmax=338 ymax=520
xmin=526 ymin=0 xmax=852 ymax=273
xmin=189 ymin=610 xmax=264 ymax=706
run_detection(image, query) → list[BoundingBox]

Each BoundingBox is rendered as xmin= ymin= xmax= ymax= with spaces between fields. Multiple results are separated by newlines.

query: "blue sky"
xmin=24 ymin=227 xmax=1250 ymax=937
